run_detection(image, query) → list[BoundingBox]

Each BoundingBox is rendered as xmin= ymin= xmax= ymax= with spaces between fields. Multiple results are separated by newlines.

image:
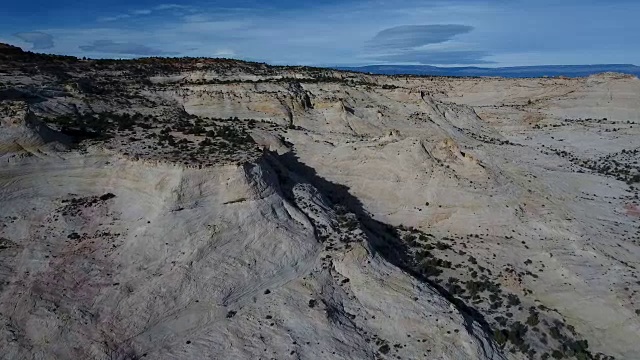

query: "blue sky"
xmin=1 ymin=0 xmax=639 ymax=67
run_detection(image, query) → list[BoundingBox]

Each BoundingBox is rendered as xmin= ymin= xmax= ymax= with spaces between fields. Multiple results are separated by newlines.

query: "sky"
xmin=1 ymin=0 xmax=639 ymax=67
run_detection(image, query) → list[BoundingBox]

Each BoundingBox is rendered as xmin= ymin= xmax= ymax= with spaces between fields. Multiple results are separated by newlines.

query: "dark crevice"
xmin=264 ymin=150 xmax=499 ymax=349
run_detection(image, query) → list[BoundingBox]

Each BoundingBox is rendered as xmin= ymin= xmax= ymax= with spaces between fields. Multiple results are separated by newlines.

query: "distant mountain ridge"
xmin=336 ymin=64 xmax=640 ymax=78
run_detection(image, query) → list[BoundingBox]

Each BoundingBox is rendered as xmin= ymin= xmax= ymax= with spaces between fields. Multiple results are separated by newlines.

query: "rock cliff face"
xmin=1 ymin=45 xmax=639 ymax=359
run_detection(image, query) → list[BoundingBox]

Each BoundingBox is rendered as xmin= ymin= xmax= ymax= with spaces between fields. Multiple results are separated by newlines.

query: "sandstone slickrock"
xmin=1 ymin=44 xmax=639 ymax=359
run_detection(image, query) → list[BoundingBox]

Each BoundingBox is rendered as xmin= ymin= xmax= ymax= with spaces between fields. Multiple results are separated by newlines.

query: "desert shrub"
xmin=526 ymin=312 xmax=539 ymax=326
xmin=494 ymin=329 xmax=508 ymax=347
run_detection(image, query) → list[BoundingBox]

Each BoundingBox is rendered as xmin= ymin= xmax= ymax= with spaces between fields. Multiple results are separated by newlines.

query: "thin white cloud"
xmin=98 ymin=14 xmax=131 ymax=22
xmin=98 ymin=3 xmax=194 ymax=23
xmin=131 ymin=9 xmax=152 ymax=16
xmin=154 ymin=4 xmax=189 ymax=11
xmin=213 ymin=49 xmax=236 ymax=57
xmin=180 ymin=20 xmax=251 ymax=33
xmin=182 ymin=14 xmax=209 ymax=23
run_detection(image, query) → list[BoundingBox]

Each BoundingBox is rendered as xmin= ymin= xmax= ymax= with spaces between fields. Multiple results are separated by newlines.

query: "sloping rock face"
xmin=0 ymin=132 xmax=501 ymax=360
xmin=1 ymin=44 xmax=639 ymax=359
xmin=168 ymin=73 xmax=640 ymax=360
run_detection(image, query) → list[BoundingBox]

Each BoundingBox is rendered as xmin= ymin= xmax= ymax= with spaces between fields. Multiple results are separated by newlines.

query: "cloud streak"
xmin=154 ymin=4 xmax=190 ymax=11
xmin=371 ymin=49 xmax=493 ymax=65
xmin=14 ymin=31 xmax=54 ymax=50
xmin=98 ymin=14 xmax=131 ymax=22
xmin=369 ymin=25 xmax=474 ymax=51
xmin=365 ymin=24 xmax=487 ymax=64
xmin=79 ymin=40 xmax=178 ymax=56
xmin=98 ymin=3 xmax=194 ymax=22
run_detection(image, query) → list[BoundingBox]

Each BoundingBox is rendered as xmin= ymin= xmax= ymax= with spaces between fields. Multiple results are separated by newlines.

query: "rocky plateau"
xmin=1 ymin=43 xmax=639 ymax=360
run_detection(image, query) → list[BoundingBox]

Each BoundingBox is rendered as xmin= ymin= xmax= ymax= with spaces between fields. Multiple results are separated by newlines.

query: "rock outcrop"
xmin=1 ymin=44 xmax=639 ymax=360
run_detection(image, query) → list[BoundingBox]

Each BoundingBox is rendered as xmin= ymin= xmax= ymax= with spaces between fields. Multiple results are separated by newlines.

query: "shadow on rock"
xmin=266 ymin=150 xmax=495 ymax=338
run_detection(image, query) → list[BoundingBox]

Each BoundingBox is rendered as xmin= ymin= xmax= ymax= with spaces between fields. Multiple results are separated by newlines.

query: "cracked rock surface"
xmin=1 ymin=43 xmax=639 ymax=359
